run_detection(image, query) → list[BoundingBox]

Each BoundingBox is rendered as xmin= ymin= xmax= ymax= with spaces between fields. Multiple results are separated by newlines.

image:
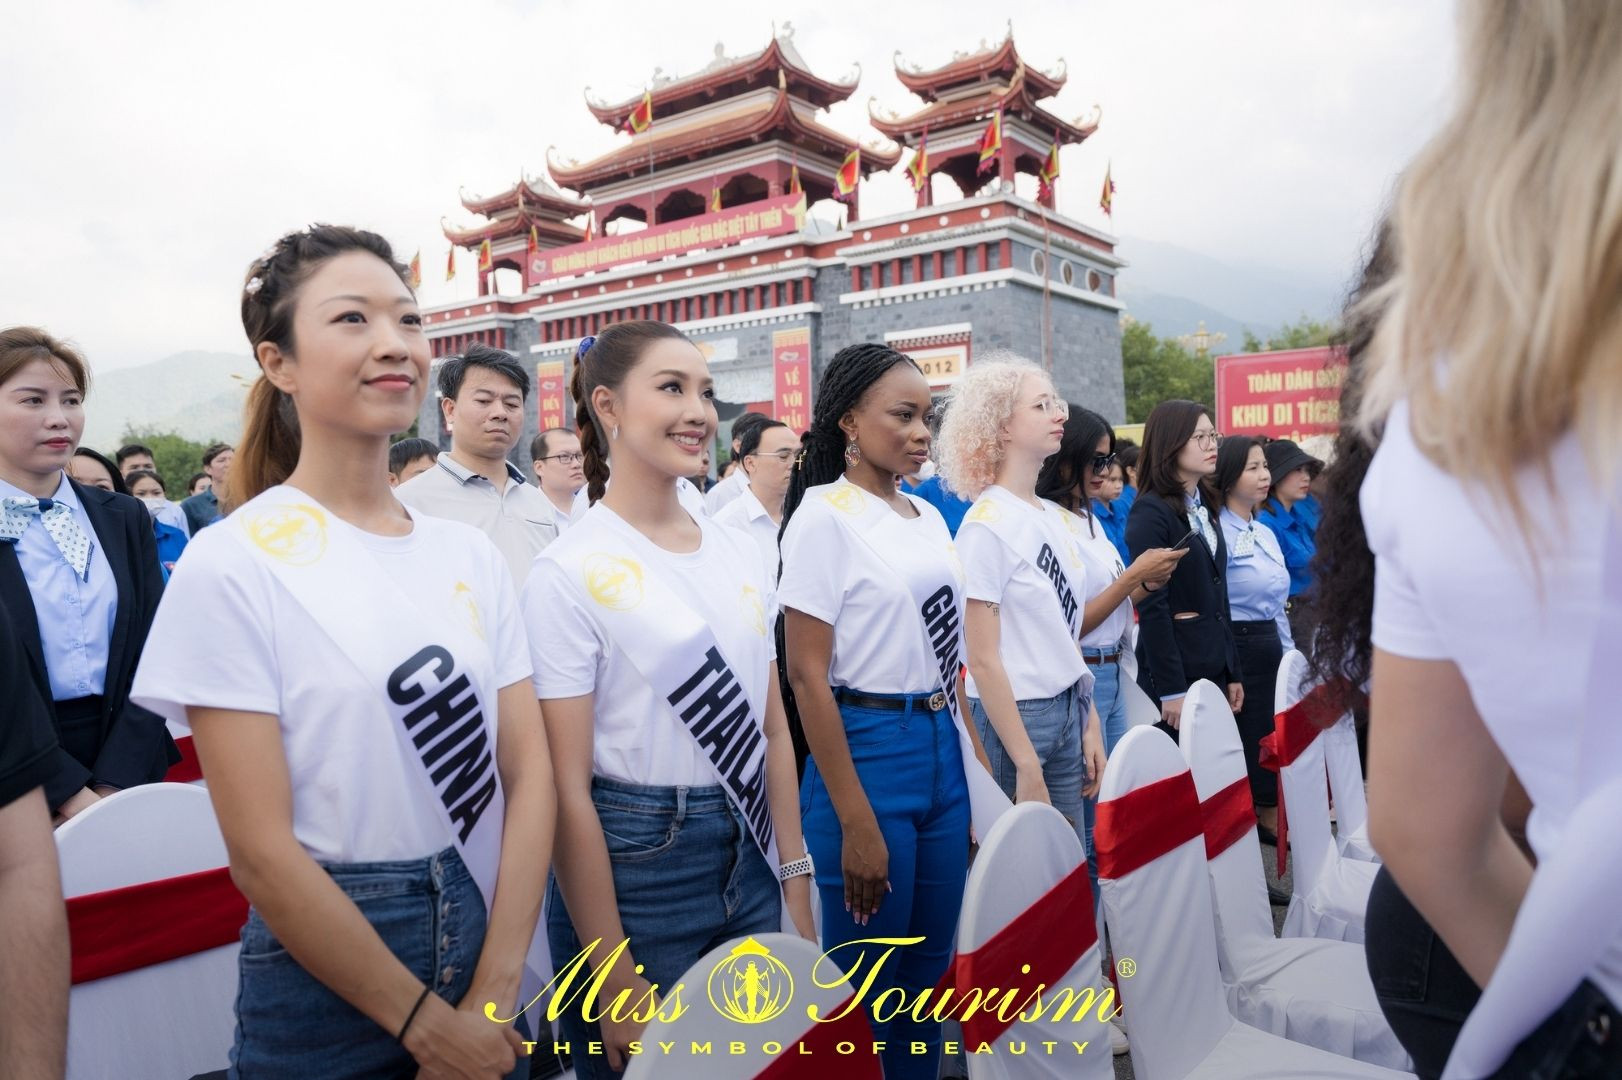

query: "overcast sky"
xmin=0 ymin=0 xmax=1455 ymax=372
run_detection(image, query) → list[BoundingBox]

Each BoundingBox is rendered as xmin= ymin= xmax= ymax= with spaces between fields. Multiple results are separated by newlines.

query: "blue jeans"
xmin=230 ymin=846 xmax=498 ymax=1079
xmin=802 ymin=692 xmax=971 ymax=1080
xmin=1081 ymin=658 xmax=1130 ymax=912
xmin=547 ymin=776 xmax=780 ymax=1080
xmin=969 ymin=684 xmax=1086 ymax=845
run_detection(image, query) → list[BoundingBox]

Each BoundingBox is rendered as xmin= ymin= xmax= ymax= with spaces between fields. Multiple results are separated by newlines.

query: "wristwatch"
xmin=777 ymin=853 xmax=814 ymax=882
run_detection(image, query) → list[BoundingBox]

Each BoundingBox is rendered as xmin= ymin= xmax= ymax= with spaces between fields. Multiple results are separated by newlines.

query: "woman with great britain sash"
xmin=778 ymin=342 xmax=1007 ymax=1080
xmin=936 ymin=359 xmax=1107 ymax=847
xmin=521 ymin=321 xmax=814 ymax=1079
xmin=132 ymin=226 xmax=555 ymax=1079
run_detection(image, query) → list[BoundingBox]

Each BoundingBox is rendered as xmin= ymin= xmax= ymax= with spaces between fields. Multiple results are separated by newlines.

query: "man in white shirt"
xmin=395 ymin=345 xmax=559 ymax=587
xmin=528 ymin=428 xmax=584 ymax=531
xmin=714 ymin=419 xmax=798 ymax=576
xmin=703 ymin=411 xmax=771 ymax=515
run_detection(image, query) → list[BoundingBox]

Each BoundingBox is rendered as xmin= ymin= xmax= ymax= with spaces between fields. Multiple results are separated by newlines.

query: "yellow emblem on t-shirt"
xmin=454 ymin=581 xmax=486 ymax=640
xmin=966 ymin=500 xmax=1001 ymax=524
xmin=822 ymin=485 xmax=866 ymax=515
xmin=583 ymin=554 xmax=645 ymax=611
xmin=740 ymin=585 xmax=766 ymax=637
xmin=244 ymin=503 xmax=328 ymax=566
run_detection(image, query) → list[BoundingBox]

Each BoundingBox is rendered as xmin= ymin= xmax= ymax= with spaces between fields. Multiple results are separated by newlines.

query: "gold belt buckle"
xmin=928 ymin=691 xmax=947 ymax=712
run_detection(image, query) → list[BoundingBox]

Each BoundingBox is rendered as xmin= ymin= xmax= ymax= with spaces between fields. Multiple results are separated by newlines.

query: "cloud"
xmin=0 ymin=0 xmax=1453 ymax=372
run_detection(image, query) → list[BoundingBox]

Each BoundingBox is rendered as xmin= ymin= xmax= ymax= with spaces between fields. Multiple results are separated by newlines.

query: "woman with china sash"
xmin=778 ymin=342 xmax=1007 ymax=1080
xmin=521 ymin=321 xmax=815 ymax=1079
xmin=131 ymin=226 xmax=555 ymax=1079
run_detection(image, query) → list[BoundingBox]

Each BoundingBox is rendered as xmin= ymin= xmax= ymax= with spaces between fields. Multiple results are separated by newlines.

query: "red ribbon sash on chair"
xmin=947 ymin=860 xmax=1100 ymax=1046
xmin=164 ymin=734 xmax=204 ymax=783
xmin=1198 ymin=776 xmax=1257 ymax=860
xmin=67 ymin=866 xmax=248 ymax=984
xmin=755 ymin=1003 xmax=883 ymax=1079
xmin=1095 ymin=769 xmax=1202 ymax=881
xmin=1257 ymin=680 xmax=1360 ymax=876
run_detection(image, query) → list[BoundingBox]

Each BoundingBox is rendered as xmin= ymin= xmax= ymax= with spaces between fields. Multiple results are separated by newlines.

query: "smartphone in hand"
xmin=1170 ymin=527 xmax=1199 ymax=551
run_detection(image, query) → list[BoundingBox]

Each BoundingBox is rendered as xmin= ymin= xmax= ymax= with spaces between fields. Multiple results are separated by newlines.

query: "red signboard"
xmin=536 ymin=360 xmax=567 ymax=433
xmin=531 ymin=192 xmax=807 ymax=282
xmin=1214 ymin=346 xmax=1348 ymax=440
xmin=773 ymin=327 xmax=811 ymax=433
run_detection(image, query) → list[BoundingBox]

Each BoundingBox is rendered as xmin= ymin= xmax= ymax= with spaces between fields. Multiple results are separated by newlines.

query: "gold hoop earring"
xmin=844 ymin=441 xmax=861 ymax=468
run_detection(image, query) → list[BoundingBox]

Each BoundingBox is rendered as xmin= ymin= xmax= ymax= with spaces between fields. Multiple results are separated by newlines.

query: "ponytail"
xmin=568 ymin=320 xmax=692 ymax=506
xmin=570 ymin=348 xmax=610 ymax=504
xmin=229 ymin=376 xmax=300 ymax=511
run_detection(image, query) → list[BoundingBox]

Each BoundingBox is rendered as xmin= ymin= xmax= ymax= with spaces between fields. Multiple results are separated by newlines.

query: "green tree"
xmin=1121 ymin=320 xmax=1214 ymax=423
xmin=119 ymin=427 xmax=217 ymax=500
xmin=1241 ymin=314 xmax=1339 ymax=353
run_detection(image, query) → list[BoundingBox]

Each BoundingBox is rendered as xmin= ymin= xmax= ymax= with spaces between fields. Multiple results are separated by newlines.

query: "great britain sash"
xmin=961 ymin=487 xmax=1095 ymax=698
xmin=814 ymin=479 xmax=1013 ymax=838
xmin=554 ymin=513 xmax=778 ymax=868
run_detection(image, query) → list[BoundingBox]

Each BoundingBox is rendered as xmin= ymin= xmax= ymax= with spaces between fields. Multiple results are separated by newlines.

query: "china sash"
xmin=554 ymin=518 xmax=777 ymax=869
xmin=225 ymin=489 xmax=508 ymax=908
xmin=961 ymin=488 xmax=1095 ymax=698
xmin=814 ymin=480 xmax=1013 ymax=837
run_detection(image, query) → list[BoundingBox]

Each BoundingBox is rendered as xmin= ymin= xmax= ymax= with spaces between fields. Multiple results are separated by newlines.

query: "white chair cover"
xmin=56 ymin=783 xmax=239 ymax=1079
xmin=1321 ymin=706 xmax=1378 ymax=863
xmin=623 ymin=932 xmax=878 ymax=1080
xmin=1097 ymin=726 xmax=1412 ymax=1080
xmin=1273 ymin=651 xmax=1379 ymax=942
xmin=1181 ymin=681 xmax=1410 ymax=1070
xmin=955 ymin=801 xmax=1112 ymax=1079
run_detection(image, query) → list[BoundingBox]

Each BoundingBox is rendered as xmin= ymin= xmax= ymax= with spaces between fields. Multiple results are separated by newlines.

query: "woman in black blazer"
xmin=1125 ymin=399 xmax=1243 ymax=730
xmin=0 ymin=327 xmax=176 ymax=823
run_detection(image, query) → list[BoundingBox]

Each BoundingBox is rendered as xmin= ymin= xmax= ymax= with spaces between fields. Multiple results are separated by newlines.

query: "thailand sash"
xmin=554 ymin=515 xmax=777 ymax=869
xmin=814 ymin=479 xmax=1013 ymax=837
xmin=225 ymin=489 xmax=507 ymax=906
xmin=961 ymin=487 xmax=1095 ymax=698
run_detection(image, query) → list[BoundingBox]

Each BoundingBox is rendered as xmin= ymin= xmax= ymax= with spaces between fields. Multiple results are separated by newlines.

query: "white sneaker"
xmin=1109 ymin=1016 xmax=1129 ymax=1056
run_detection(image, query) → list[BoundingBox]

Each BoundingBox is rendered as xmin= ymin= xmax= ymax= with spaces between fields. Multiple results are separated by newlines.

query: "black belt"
xmin=834 ymin=688 xmax=948 ymax=713
xmin=53 ymin=694 xmax=105 ymax=722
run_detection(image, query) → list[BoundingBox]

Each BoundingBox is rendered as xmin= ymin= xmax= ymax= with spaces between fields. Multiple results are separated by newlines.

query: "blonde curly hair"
xmin=936 ymin=356 xmax=1051 ymax=500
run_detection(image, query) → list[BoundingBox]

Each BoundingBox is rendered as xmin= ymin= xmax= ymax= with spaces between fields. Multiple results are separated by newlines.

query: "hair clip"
xmin=576 ymin=335 xmax=596 ymax=359
xmin=245 ymin=276 xmax=264 ymax=296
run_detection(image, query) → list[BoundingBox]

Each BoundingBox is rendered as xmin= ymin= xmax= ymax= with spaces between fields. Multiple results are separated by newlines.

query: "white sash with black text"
xmin=555 ymin=521 xmax=779 ymax=871
xmin=816 ymin=479 xmax=1013 ymax=838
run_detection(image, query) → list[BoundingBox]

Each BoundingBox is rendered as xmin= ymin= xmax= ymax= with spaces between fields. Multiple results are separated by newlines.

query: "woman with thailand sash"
xmin=778 ymin=342 xmax=1007 ymax=1080
xmin=131 ymin=226 xmax=555 ymax=1080
xmin=521 ymin=321 xmax=815 ymax=1079
xmin=935 ymin=359 xmax=1107 ymax=840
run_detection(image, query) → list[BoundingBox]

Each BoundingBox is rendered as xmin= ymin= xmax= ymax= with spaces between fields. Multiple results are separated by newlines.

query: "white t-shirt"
xmin=957 ymin=489 xmax=1089 ymax=701
xmin=1363 ymin=399 xmax=1617 ymax=998
xmin=777 ymin=480 xmax=963 ymax=694
xmin=713 ymin=486 xmax=781 ymax=579
xmin=1071 ymin=509 xmax=1135 ymax=650
xmin=523 ymin=504 xmax=776 ymax=787
xmin=572 ymin=475 xmax=708 ymax=520
xmin=130 ymin=496 xmax=532 ymax=864
xmin=704 ymin=469 xmax=750 ymax=516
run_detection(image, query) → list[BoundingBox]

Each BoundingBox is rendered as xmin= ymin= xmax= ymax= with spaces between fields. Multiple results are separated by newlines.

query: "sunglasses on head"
xmin=1091 ymin=452 xmax=1118 ymax=473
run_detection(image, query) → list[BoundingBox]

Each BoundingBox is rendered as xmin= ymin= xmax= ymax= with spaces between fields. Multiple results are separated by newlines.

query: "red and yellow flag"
xmin=526 ymin=225 xmax=540 ymax=258
xmin=478 ymin=238 xmax=492 ymax=271
xmin=709 ymin=184 xmax=723 ymax=213
xmin=834 ymin=148 xmax=860 ymax=202
xmin=977 ymin=109 xmax=1003 ymax=175
xmin=788 ymin=160 xmax=802 ymax=197
xmin=622 ymin=89 xmax=653 ymax=134
xmin=445 ymin=246 xmax=456 ymax=282
xmin=907 ymin=129 xmax=930 ymax=193
xmin=1038 ymin=137 xmax=1061 ymax=200
xmin=583 ymin=212 xmax=595 ymax=243
xmin=1100 ymin=161 xmax=1116 ymax=216
xmin=408 ymin=249 xmax=422 ymax=289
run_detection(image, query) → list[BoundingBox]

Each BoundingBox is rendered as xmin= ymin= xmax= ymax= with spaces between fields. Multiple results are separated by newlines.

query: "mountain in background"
xmin=82 ymin=350 xmax=256 ymax=451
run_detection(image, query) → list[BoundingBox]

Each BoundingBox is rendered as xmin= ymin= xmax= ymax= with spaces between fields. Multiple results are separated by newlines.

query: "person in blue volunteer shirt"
xmin=908 ymin=459 xmax=973 ymax=535
xmin=124 ymin=469 xmax=189 ymax=578
xmin=1256 ymin=438 xmax=1324 ymax=650
xmin=1091 ymin=459 xmax=1132 ymax=566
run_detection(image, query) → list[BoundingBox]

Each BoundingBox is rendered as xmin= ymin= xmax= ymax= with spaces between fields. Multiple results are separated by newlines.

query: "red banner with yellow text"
xmin=773 ymin=327 xmax=811 ymax=433
xmin=1214 ymin=346 xmax=1348 ymax=440
xmin=536 ymin=360 xmax=567 ymax=433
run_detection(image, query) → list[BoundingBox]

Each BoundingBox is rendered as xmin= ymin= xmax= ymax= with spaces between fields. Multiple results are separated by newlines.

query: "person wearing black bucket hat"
xmin=1257 ymin=437 xmax=1323 ymax=651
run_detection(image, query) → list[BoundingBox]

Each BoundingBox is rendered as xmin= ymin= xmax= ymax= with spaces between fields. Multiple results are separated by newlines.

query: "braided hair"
xmin=568 ymin=320 xmax=691 ymax=505
xmin=774 ymin=341 xmax=921 ymax=773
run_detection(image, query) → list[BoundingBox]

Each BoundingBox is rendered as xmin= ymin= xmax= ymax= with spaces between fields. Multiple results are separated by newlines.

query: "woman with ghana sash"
xmin=131 ymin=226 xmax=554 ymax=1079
xmin=935 ymin=358 xmax=1106 ymax=842
xmin=777 ymin=342 xmax=997 ymax=1080
xmin=1353 ymin=2 xmax=1622 ymax=1072
xmin=521 ymin=321 xmax=814 ymax=1079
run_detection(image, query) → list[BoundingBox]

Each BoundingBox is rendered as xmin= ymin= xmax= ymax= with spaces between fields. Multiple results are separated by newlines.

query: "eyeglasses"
xmin=1191 ymin=431 xmax=1224 ymax=449
xmin=748 ymin=449 xmax=797 ymax=463
xmin=1091 ymin=452 xmax=1118 ymax=473
xmin=540 ymin=452 xmax=585 ymax=464
xmin=1032 ymin=397 xmax=1070 ymax=419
